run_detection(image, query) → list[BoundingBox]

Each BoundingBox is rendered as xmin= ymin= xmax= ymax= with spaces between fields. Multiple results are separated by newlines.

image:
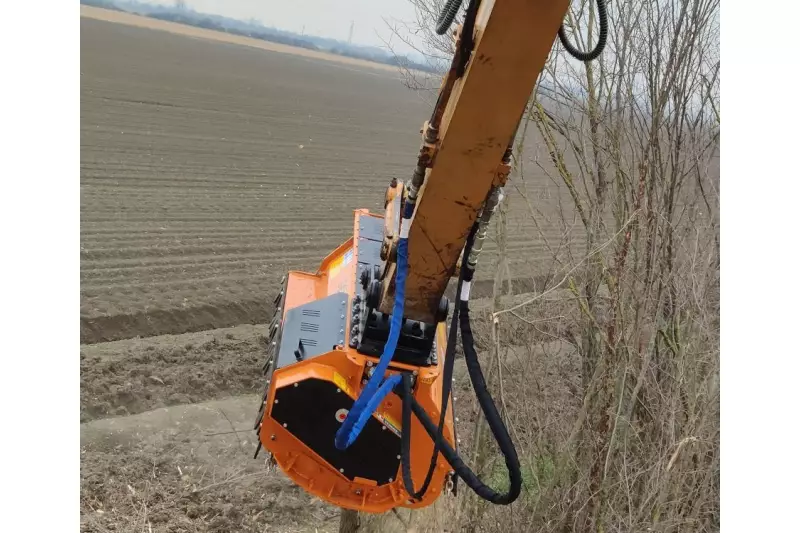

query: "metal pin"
xmin=274 ymin=399 xmax=279 ymax=404
xmin=367 ymin=361 xmax=373 ymax=367
xmin=396 ymin=455 xmax=401 ymax=460
xmin=294 ymin=383 xmax=299 ymax=387
xmin=336 ymin=388 xmax=341 ymax=393
xmin=340 ymin=468 xmax=345 ymax=473
xmin=388 ymin=477 xmax=393 ymax=482
xmin=282 ymin=423 xmax=288 ymax=428
xmin=270 ymin=434 xmax=276 ymax=441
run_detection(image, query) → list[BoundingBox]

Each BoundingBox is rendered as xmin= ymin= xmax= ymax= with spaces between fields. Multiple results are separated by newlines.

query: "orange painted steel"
xmin=257 ymin=0 xmax=573 ymax=513
xmin=386 ymin=0 xmax=572 ymax=323
xmin=257 ymin=211 xmax=455 ymax=513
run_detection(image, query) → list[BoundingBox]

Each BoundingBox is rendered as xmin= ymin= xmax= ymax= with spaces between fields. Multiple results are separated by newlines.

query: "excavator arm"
xmin=380 ymin=0 xmax=571 ymax=323
xmin=254 ymin=0 xmax=606 ymax=514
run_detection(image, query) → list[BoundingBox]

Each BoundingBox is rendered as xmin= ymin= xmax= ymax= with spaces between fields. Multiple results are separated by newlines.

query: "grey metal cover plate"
xmin=276 ymin=292 xmax=349 ymax=369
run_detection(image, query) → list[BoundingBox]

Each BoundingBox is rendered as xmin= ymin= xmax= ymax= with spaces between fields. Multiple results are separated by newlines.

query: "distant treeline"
xmin=81 ymin=0 xmax=437 ymax=73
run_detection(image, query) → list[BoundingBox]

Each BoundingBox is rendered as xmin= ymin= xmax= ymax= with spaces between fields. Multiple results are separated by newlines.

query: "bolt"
xmin=282 ymin=423 xmax=288 ymax=428
xmin=336 ymin=388 xmax=341 ymax=393
xmin=396 ymin=455 xmax=401 ymax=460
xmin=381 ymin=426 xmax=387 ymax=431
xmin=340 ymin=468 xmax=345 ymax=473
xmin=270 ymin=434 xmax=276 ymax=440
xmin=388 ymin=477 xmax=393 ymax=482
xmin=294 ymin=383 xmax=299 ymax=388
xmin=274 ymin=399 xmax=279 ymax=404
xmin=367 ymin=361 xmax=373 ymax=367
xmin=340 ymin=328 xmax=344 ymax=333
xmin=340 ymin=314 xmax=345 ymax=319
xmin=355 ymin=489 xmax=362 ymax=496
xmin=413 ymin=370 xmax=418 ymax=376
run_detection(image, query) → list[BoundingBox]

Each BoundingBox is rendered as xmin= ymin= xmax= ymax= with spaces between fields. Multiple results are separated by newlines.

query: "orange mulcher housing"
xmin=254 ymin=209 xmax=456 ymax=513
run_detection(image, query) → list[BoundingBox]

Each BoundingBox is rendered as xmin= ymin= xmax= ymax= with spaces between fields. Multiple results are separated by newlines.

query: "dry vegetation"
xmin=365 ymin=0 xmax=721 ymax=532
xmin=80 ymin=1 xmax=719 ymax=531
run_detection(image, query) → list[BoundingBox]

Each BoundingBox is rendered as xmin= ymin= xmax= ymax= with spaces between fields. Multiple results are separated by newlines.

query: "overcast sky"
xmin=162 ymin=0 xmax=421 ymax=52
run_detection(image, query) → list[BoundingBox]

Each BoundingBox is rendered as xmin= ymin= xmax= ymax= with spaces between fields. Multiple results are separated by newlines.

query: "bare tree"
xmin=374 ymin=0 xmax=721 ymax=532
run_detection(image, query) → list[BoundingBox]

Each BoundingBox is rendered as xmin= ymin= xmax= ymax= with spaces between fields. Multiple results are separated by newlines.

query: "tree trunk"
xmin=337 ymin=499 xmax=452 ymax=533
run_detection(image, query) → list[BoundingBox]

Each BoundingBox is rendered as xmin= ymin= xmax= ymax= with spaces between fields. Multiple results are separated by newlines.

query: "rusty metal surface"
xmin=394 ymin=0 xmax=571 ymax=323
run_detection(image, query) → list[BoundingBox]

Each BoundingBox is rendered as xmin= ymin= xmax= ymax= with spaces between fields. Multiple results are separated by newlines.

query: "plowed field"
xmin=81 ymin=9 xmax=573 ymax=344
xmin=80 ymin=11 xmax=584 ymax=532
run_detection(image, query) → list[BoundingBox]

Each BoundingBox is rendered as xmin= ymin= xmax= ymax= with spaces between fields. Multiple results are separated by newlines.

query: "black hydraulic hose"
xmin=456 ymin=277 xmax=522 ymax=504
xmin=397 ymin=221 xmax=521 ymax=505
xmin=558 ymin=0 xmax=608 ymax=62
xmin=399 ymin=223 xmax=479 ymax=501
xmin=436 ymin=0 xmax=465 ymax=35
xmin=402 ymin=378 xmax=521 ymax=505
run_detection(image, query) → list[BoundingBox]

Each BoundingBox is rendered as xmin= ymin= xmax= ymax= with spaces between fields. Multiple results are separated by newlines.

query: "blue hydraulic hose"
xmin=335 ymin=209 xmax=412 ymax=450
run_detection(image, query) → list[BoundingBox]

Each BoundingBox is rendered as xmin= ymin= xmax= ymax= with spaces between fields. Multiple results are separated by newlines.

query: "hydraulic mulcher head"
xmin=254 ymin=209 xmax=457 ymax=513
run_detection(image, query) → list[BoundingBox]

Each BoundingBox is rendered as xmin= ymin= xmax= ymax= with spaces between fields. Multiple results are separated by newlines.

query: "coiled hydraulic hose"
xmin=558 ymin=0 xmax=608 ymax=62
xmin=398 ymin=222 xmax=522 ymax=505
xmin=434 ymin=0 xmax=608 ymax=62
xmin=436 ymin=0 xmax=466 ymax=35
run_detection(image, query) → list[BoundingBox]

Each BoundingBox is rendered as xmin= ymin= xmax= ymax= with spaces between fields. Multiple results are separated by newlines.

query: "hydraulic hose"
xmin=558 ymin=0 xmax=608 ymax=62
xmin=398 ymin=222 xmax=521 ymax=505
xmin=335 ymin=214 xmax=411 ymax=450
xmin=399 ymin=223 xmax=479 ymax=501
xmin=434 ymin=0 xmax=607 ymax=63
xmin=435 ymin=0 xmax=465 ymax=35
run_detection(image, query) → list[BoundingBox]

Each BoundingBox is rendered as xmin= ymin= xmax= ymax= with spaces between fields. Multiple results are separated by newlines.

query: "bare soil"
xmin=80 ymin=325 xmax=266 ymax=423
xmin=80 ymin=14 xmax=579 ymax=344
xmin=81 ymin=395 xmax=340 ymax=532
xmin=79 ymin=15 xmax=583 ymax=532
